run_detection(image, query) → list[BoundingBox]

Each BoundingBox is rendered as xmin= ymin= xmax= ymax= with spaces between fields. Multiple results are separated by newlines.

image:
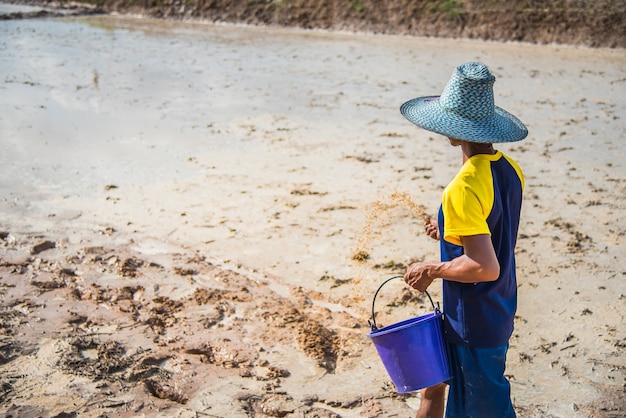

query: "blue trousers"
xmin=445 ymin=342 xmax=516 ymax=418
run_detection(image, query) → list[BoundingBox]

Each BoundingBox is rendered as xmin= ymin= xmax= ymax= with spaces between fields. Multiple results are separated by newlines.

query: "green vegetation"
xmin=427 ymin=0 xmax=464 ymax=17
xmin=345 ymin=0 xmax=364 ymax=13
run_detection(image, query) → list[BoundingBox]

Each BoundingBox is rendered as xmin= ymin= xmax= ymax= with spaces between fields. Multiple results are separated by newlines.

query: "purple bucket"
xmin=367 ymin=276 xmax=450 ymax=393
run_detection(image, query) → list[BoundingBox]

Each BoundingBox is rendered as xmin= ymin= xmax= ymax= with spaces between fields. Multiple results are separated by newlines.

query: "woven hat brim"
xmin=400 ymin=96 xmax=528 ymax=143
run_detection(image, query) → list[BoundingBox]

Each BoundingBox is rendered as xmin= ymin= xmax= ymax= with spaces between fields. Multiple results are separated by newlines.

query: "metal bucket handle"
xmin=368 ymin=275 xmax=440 ymax=331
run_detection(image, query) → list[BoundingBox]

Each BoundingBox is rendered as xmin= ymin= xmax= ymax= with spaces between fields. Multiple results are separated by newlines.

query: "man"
xmin=399 ymin=62 xmax=528 ymax=418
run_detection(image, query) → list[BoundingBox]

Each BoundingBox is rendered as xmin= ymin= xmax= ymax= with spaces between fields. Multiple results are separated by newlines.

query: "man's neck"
xmin=461 ymin=142 xmax=496 ymax=162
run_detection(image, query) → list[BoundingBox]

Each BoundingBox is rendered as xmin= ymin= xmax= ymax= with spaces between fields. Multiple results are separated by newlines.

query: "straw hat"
xmin=400 ymin=62 xmax=528 ymax=143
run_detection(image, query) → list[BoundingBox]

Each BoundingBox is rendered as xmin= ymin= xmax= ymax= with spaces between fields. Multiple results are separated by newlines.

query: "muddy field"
xmin=0 ymin=6 xmax=625 ymax=418
xmin=1 ymin=234 xmax=382 ymax=417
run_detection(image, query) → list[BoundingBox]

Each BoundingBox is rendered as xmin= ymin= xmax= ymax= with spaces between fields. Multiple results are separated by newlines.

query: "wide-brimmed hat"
xmin=400 ymin=62 xmax=528 ymax=143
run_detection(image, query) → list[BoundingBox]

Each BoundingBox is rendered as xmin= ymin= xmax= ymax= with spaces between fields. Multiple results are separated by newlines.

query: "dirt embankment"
xmin=10 ymin=0 xmax=626 ymax=48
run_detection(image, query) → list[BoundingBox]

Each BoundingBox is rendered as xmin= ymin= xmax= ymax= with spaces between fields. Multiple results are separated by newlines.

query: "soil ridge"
xmin=9 ymin=0 xmax=626 ymax=48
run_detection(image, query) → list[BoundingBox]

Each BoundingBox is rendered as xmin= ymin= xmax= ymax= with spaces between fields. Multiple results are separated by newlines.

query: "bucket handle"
xmin=368 ymin=275 xmax=440 ymax=332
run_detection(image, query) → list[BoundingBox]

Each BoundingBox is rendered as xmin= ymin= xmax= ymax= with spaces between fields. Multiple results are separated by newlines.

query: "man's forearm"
xmin=432 ymin=253 xmax=499 ymax=284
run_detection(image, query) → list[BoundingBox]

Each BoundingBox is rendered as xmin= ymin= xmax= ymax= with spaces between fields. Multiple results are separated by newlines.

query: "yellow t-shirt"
xmin=442 ymin=151 xmax=524 ymax=246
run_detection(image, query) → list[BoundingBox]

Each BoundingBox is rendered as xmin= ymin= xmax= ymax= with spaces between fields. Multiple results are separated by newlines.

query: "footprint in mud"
xmin=143 ymin=296 xmax=184 ymax=334
xmin=57 ymin=337 xmax=138 ymax=380
xmin=144 ymin=373 xmax=188 ymax=404
xmin=296 ymin=320 xmax=340 ymax=373
xmin=185 ymin=339 xmax=258 ymax=369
